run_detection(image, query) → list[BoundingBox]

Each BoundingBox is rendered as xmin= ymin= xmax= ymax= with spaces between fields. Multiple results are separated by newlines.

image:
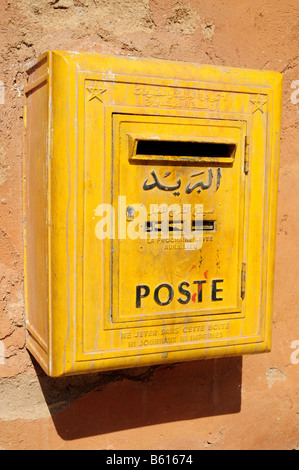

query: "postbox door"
xmin=112 ymin=114 xmax=247 ymax=324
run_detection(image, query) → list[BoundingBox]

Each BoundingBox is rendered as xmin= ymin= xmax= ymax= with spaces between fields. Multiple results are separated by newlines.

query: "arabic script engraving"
xmin=143 ymin=169 xmax=222 ymax=194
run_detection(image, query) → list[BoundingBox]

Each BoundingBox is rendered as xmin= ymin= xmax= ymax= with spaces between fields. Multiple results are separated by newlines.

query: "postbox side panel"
xmin=24 ymin=53 xmax=51 ymax=372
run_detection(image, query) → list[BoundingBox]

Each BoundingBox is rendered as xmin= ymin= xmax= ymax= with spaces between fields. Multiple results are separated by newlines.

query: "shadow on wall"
xmin=34 ymin=356 xmax=242 ymax=440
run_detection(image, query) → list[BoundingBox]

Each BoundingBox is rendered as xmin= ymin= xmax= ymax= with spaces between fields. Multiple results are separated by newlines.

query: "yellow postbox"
xmin=23 ymin=51 xmax=282 ymax=376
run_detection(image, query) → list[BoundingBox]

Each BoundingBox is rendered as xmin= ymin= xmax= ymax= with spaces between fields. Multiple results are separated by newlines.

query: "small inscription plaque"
xmin=133 ymin=85 xmax=228 ymax=111
xmin=119 ymin=322 xmax=230 ymax=348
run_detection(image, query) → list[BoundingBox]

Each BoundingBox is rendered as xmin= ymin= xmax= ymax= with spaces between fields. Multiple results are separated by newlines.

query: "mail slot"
xmin=23 ymin=51 xmax=282 ymax=376
xmin=135 ymin=140 xmax=236 ymax=158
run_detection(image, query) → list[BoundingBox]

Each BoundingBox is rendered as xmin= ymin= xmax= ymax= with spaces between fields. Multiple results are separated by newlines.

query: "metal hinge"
xmin=241 ymin=262 xmax=246 ymax=299
xmin=244 ymin=136 xmax=250 ymax=174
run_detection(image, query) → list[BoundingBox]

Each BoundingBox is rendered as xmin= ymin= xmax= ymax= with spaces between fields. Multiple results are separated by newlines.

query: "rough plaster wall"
xmin=0 ymin=0 xmax=298 ymax=450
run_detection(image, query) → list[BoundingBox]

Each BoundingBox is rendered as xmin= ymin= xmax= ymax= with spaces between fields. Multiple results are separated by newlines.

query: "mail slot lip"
xmin=128 ymin=133 xmax=236 ymax=164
